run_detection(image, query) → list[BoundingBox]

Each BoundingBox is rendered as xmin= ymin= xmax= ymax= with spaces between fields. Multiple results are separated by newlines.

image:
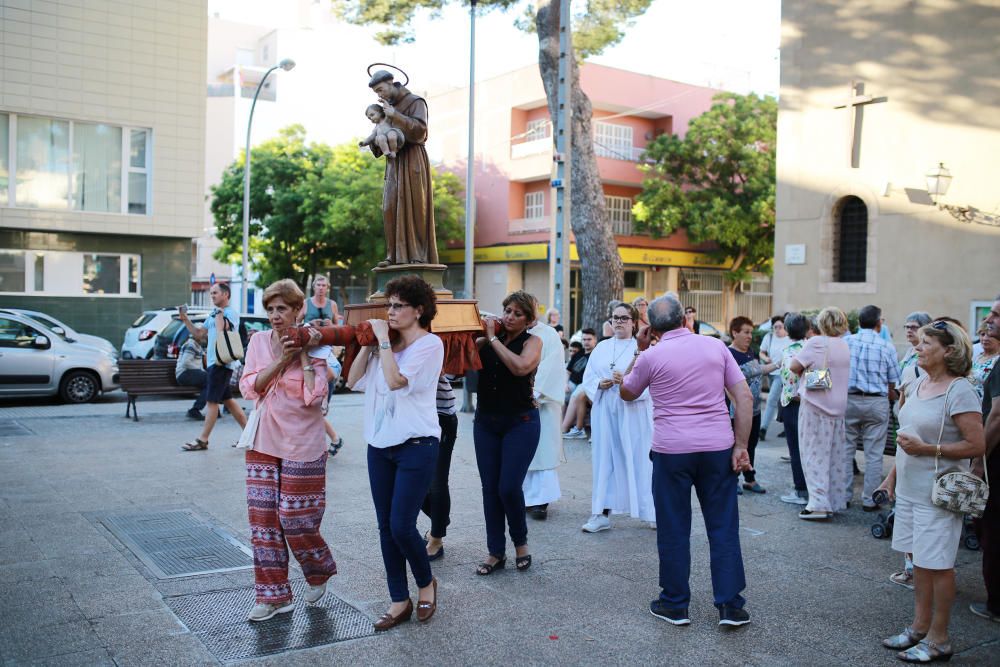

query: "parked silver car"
xmin=0 ymin=311 xmax=119 ymax=403
xmin=0 ymin=308 xmax=118 ymax=359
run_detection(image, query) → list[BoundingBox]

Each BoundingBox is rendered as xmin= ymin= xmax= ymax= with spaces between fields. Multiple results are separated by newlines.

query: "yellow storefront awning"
xmin=441 ymin=243 xmax=730 ymax=269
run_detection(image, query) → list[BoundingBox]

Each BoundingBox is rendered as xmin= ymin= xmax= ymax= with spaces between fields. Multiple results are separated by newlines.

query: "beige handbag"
xmin=930 ymin=379 xmax=990 ymax=518
xmin=803 ymin=340 xmax=832 ymax=390
xmin=216 ymin=321 xmax=244 ymax=364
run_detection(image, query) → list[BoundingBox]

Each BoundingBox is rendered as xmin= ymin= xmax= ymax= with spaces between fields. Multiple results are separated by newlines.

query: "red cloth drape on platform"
xmin=284 ymin=323 xmax=483 ymax=377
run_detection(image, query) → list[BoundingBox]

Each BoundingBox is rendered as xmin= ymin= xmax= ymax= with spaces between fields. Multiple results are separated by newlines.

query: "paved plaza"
xmin=1 ymin=393 xmax=997 ymax=666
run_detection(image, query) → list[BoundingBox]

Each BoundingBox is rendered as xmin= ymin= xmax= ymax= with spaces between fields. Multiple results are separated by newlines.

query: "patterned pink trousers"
xmin=246 ymin=450 xmax=337 ymax=603
xmin=797 ymin=401 xmax=851 ymax=513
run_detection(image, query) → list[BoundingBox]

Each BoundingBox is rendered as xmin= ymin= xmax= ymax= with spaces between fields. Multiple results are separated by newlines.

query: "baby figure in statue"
xmin=359 ymin=103 xmax=405 ymax=158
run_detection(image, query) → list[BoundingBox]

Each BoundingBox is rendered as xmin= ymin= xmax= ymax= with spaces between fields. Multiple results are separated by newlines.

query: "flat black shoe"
xmin=476 ymin=556 xmax=506 ymax=576
xmin=515 ymin=554 xmax=532 ymax=571
xmin=529 ymin=505 xmax=548 ymax=521
xmin=649 ymin=600 xmax=690 ymax=626
xmin=719 ymin=605 xmax=750 ymax=627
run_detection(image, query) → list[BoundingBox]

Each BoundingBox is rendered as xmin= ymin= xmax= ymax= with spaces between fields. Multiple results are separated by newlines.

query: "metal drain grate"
xmin=0 ymin=420 xmax=34 ymax=437
xmin=98 ymin=509 xmax=253 ymax=578
xmin=166 ymin=581 xmax=375 ymax=662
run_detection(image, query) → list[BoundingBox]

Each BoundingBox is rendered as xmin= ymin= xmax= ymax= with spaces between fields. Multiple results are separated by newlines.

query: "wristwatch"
xmin=488 ymin=336 xmax=498 ymax=344
xmin=379 ymin=341 xmax=391 ymax=350
xmin=302 ymin=365 xmax=315 ymax=372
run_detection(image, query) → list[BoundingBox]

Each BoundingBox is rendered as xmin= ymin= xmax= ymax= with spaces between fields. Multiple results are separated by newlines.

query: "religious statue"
xmin=363 ymin=66 xmax=439 ymax=267
xmin=359 ymin=104 xmax=405 ymax=158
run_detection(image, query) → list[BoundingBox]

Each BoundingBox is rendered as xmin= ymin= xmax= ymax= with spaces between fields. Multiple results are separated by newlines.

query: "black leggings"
xmin=420 ymin=413 xmax=459 ymax=538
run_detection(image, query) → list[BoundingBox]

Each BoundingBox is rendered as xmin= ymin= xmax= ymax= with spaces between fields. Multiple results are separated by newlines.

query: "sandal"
xmin=181 ymin=438 xmax=208 ymax=451
xmin=328 ymin=437 xmax=343 ymax=457
xmin=883 ymin=626 xmax=927 ymax=650
xmin=515 ymin=554 xmax=532 ymax=571
xmin=476 ymin=556 xmax=506 ymax=576
xmin=897 ymin=639 xmax=953 ymax=663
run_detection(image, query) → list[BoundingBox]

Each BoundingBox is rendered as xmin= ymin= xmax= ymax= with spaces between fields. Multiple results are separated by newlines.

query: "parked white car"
xmin=0 ymin=311 xmax=119 ymax=403
xmin=121 ymin=307 xmax=209 ymax=360
xmin=0 ymin=308 xmax=118 ymax=359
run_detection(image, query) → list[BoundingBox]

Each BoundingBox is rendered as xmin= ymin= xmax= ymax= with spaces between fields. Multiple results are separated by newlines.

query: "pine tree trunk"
xmin=535 ymin=0 xmax=623 ymax=331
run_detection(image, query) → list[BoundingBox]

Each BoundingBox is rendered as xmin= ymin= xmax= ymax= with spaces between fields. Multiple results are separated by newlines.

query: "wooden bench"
xmin=119 ymin=359 xmax=200 ymax=421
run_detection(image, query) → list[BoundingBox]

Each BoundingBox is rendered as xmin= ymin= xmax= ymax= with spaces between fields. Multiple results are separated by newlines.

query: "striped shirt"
xmin=437 ymin=376 xmax=457 ymax=415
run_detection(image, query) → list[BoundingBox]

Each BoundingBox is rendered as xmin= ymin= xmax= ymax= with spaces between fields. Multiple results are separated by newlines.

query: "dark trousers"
xmin=176 ymin=368 xmax=207 ymax=411
xmin=975 ymin=449 xmax=1000 ymax=615
xmin=473 ymin=409 xmax=540 ymax=556
xmin=733 ymin=413 xmax=761 ymax=484
xmin=421 ymin=413 xmax=459 ymax=538
xmin=652 ymin=449 xmax=746 ymax=610
xmin=367 ymin=438 xmax=439 ymax=602
xmin=782 ymin=401 xmax=807 ymax=493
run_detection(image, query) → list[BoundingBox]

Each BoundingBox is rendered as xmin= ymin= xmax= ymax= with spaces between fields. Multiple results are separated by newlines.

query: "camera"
xmin=872 ymin=489 xmax=890 ymax=506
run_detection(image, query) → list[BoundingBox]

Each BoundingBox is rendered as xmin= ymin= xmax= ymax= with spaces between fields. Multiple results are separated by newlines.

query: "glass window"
xmin=0 ymin=250 xmax=25 ymax=292
xmin=0 ymin=113 xmax=8 ymax=205
xmin=525 ymin=118 xmax=549 ymax=142
xmin=73 ymin=122 xmax=122 ymax=212
xmin=82 ymin=254 xmax=121 ymax=295
xmin=128 ymin=172 xmax=147 ymax=214
xmin=0 ymin=317 xmax=43 ymax=348
xmin=16 ymin=116 xmax=70 ymax=208
xmin=34 ymin=254 xmax=44 ymax=291
xmin=129 ymin=129 xmax=146 ymax=169
xmin=128 ymin=256 xmax=139 ymax=293
xmin=624 ymin=270 xmax=645 ymax=289
xmin=524 ymin=191 xmax=544 ymax=219
xmin=835 ymin=196 xmax=868 ymax=282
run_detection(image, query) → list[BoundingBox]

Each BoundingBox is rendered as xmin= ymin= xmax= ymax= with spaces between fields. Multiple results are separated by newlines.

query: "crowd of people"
xmin=219 ymin=274 xmax=997 ymax=662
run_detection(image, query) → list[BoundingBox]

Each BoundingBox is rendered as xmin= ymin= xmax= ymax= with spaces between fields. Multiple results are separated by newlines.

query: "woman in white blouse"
xmin=347 ymin=276 xmax=445 ymax=632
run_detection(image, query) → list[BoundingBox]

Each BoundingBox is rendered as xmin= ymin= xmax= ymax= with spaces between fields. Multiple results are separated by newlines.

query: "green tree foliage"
xmin=333 ymin=0 xmax=653 ymax=60
xmin=210 ymin=126 xmax=464 ymax=288
xmin=633 ymin=93 xmax=777 ymax=283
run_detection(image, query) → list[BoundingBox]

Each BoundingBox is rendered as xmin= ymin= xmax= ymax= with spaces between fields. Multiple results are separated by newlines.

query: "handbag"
xmin=216 ymin=318 xmax=244 ymax=364
xmin=803 ymin=339 xmax=832 ymax=390
xmin=930 ymin=379 xmax=990 ymax=518
xmin=235 ymin=373 xmax=278 ymax=450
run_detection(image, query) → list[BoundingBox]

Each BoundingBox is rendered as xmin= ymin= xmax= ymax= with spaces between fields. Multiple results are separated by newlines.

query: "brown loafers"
xmin=373 ymin=599 xmax=413 ymax=631
xmin=417 ymin=577 xmax=438 ymax=622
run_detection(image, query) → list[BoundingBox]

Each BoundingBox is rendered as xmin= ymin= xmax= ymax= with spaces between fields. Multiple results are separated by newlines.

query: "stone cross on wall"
xmin=833 ymin=81 xmax=888 ymax=168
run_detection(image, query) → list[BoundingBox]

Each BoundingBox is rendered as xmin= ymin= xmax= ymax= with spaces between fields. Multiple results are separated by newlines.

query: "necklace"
xmin=609 ymin=338 xmax=632 ymax=370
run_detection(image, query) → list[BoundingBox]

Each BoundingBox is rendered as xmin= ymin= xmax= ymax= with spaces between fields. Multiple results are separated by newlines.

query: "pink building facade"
xmin=429 ymin=64 xmax=753 ymax=328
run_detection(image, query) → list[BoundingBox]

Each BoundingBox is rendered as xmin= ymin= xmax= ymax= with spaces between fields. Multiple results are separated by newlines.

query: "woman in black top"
xmin=474 ymin=290 xmax=543 ymax=575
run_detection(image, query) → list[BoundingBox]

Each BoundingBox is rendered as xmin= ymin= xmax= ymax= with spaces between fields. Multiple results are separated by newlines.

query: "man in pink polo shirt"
xmin=620 ymin=294 xmax=754 ymax=628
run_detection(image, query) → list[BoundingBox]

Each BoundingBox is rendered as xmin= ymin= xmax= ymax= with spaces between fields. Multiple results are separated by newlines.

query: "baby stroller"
xmin=871 ymin=508 xmax=980 ymax=551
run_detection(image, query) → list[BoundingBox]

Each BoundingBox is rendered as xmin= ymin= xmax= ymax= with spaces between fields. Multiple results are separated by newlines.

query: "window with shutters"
xmin=594 ymin=121 xmax=633 ymax=160
xmin=524 ymin=191 xmax=544 ymax=219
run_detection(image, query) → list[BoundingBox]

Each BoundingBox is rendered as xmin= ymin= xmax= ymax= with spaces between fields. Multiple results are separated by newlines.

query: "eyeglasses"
xmin=611 ymin=315 xmax=632 ymax=322
xmin=904 ymin=324 xmax=920 ymax=331
xmin=386 ymin=302 xmax=412 ymax=311
xmin=684 ymin=309 xmax=695 ymax=315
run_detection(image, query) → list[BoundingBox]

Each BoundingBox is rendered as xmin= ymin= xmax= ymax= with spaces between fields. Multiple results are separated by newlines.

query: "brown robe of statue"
xmin=369 ymin=86 xmax=438 ymax=265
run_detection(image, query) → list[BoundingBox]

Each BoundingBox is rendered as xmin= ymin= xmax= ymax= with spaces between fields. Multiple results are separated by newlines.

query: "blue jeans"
xmin=367 ymin=437 xmax=439 ymax=602
xmin=652 ymin=448 xmax=746 ymax=610
xmin=761 ymin=375 xmax=783 ymax=431
xmin=176 ymin=368 xmax=207 ymax=411
xmin=473 ymin=409 xmax=540 ymax=556
xmin=782 ymin=401 xmax=807 ymax=493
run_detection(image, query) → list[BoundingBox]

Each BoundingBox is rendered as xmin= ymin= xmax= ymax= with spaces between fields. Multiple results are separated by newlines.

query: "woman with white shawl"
xmin=581 ymin=302 xmax=656 ymax=533
xmin=522 ymin=319 xmax=566 ymax=520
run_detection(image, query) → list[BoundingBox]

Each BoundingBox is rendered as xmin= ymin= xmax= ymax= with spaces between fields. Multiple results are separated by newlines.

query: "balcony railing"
xmin=511 ymin=138 xmax=551 ymax=160
xmin=594 ymin=144 xmax=650 ymax=162
xmin=510 ymin=216 xmax=551 ymax=234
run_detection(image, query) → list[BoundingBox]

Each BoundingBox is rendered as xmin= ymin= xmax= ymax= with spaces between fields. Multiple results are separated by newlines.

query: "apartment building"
xmin=0 ymin=0 xmax=208 ymax=345
xmin=429 ymin=63 xmax=771 ymax=329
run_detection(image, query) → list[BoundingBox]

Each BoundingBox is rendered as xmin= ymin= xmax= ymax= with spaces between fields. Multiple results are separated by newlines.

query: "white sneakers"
xmin=247 ymin=582 xmax=327 ymax=622
xmin=780 ymin=490 xmax=808 ymax=506
xmin=582 ymin=514 xmax=611 ymax=533
xmin=305 ymin=581 xmax=327 ymax=604
xmin=247 ymin=601 xmax=295 ymax=622
xmin=564 ymin=427 xmax=588 ymax=439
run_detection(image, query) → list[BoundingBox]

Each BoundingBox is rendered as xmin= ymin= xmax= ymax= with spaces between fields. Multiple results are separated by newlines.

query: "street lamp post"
xmin=241 ymin=58 xmax=295 ymax=313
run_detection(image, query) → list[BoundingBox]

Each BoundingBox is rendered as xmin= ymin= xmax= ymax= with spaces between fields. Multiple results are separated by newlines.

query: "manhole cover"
xmin=98 ymin=510 xmax=253 ymax=578
xmin=166 ymin=582 xmax=375 ymax=662
xmin=0 ymin=420 xmax=33 ymax=437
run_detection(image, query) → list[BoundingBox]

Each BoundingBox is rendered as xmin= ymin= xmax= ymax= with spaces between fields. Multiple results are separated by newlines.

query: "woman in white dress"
xmin=523 ymin=319 xmax=566 ymax=520
xmin=581 ymin=303 xmax=656 ymax=533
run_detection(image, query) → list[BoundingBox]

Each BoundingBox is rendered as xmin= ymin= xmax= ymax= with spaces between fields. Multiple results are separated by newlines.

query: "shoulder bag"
xmin=930 ymin=379 xmax=990 ymax=518
xmin=235 ymin=371 xmax=279 ymax=450
xmin=804 ymin=338 xmax=832 ymax=390
xmin=216 ymin=316 xmax=244 ymax=364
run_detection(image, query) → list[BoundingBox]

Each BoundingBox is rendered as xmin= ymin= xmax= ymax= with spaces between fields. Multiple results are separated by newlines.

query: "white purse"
xmin=235 ymin=374 xmax=277 ymax=450
xmin=929 ymin=380 xmax=990 ymax=518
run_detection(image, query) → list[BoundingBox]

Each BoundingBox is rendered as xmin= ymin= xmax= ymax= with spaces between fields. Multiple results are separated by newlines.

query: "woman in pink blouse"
xmin=239 ymin=279 xmax=337 ymax=622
